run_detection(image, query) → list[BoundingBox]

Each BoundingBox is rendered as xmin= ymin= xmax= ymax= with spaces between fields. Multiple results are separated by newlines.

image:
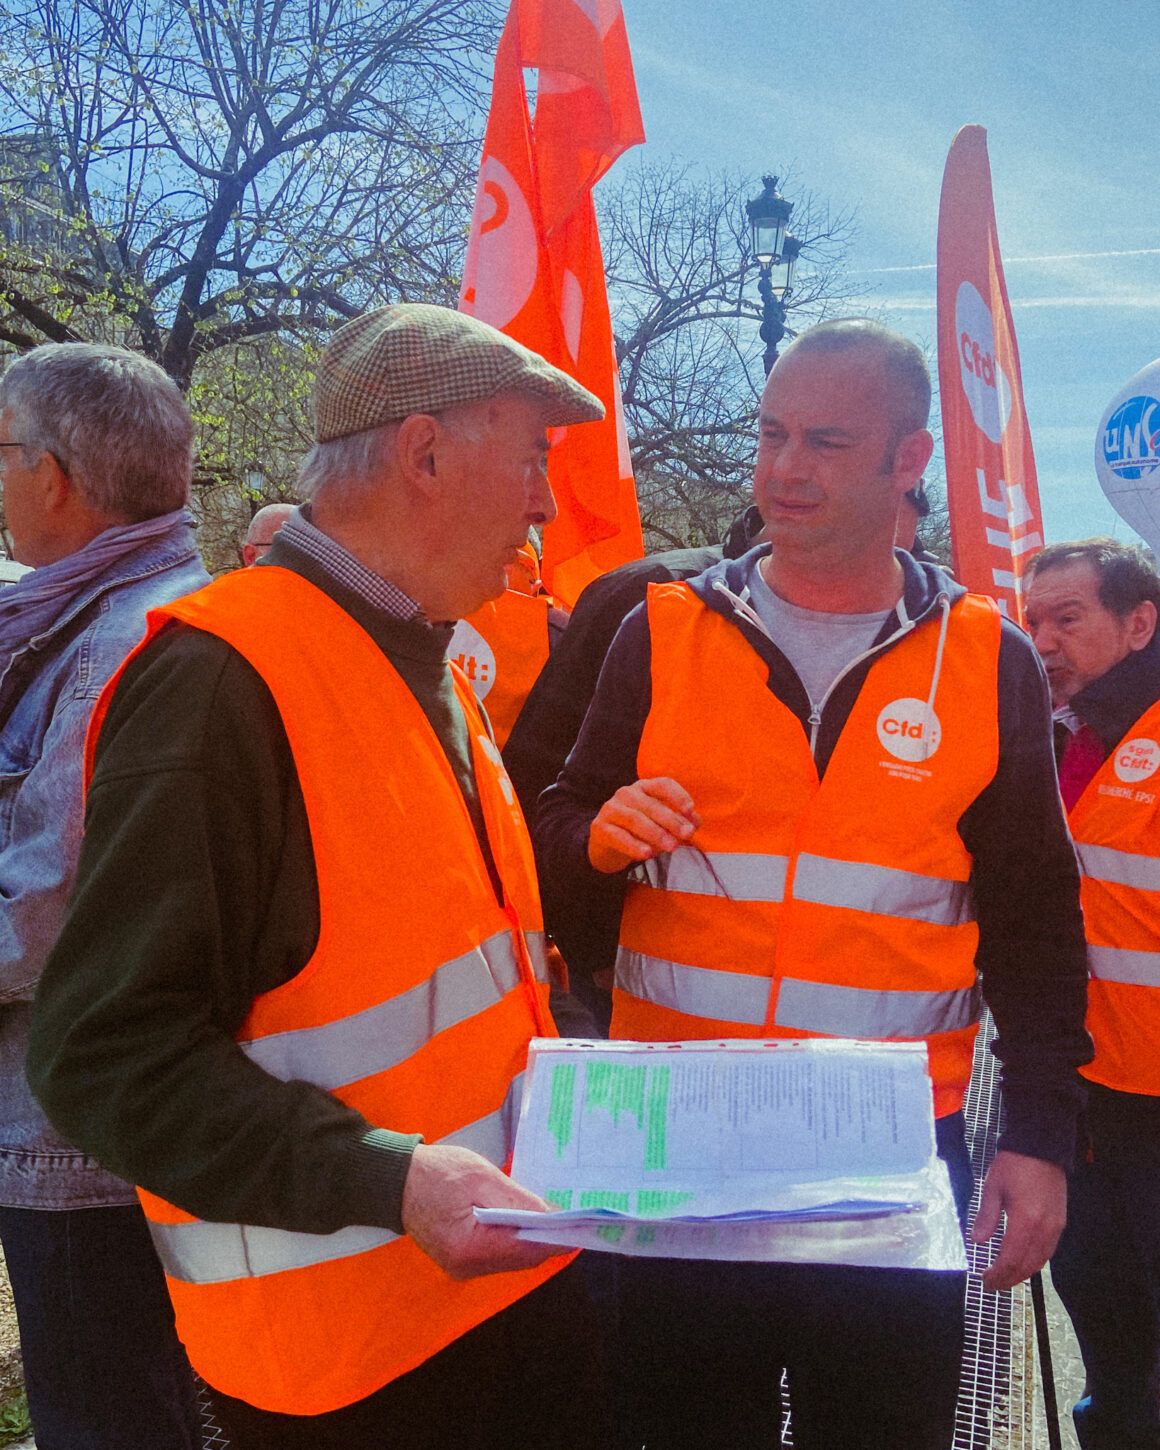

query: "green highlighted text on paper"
xmin=547 ymin=1061 xmax=577 ymax=1157
xmin=489 ymin=1043 xmax=957 ymax=1266
xmin=546 ymin=1058 xmax=671 ymax=1170
xmin=546 ymin=1188 xmax=695 ymax=1217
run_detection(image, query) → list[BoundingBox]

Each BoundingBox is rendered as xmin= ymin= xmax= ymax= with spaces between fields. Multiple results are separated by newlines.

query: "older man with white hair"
xmin=0 ymin=342 xmax=208 ymax=1449
xmin=29 ymin=305 xmax=608 ymax=1450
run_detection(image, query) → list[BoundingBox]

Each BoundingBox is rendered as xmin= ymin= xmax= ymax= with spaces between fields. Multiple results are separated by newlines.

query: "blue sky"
xmin=615 ymin=0 xmax=1160 ymax=545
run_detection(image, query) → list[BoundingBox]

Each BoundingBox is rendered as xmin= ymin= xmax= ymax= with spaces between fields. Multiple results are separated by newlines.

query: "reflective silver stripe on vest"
xmin=442 ymin=1069 xmax=526 ymax=1163
xmin=774 ymin=977 xmax=982 ymax=1038
xmin=1077 ymin=844 xmax=1160 ymax=894
xmin=148 ymin=1073 xmax=526 ymax=1286
xmin=1087 ymin=944 xmax=1160 ymax=988
xmin=523 ymin=929 xmax=551 ymax=984
xmin=615 ymin=949 xmax=771 ymax=1026
xmin=791 ymin=854 xmax=975 ymax=926
xmin=148 ymin=1218 xmax=398 ymax=1287
xmin=616 ymin=949 xmax=981 ymax=1038
xmin=240 ymin=931 xmax=528 ymax=1090
xmin=630 ymin=849 xmax=788 ymax=902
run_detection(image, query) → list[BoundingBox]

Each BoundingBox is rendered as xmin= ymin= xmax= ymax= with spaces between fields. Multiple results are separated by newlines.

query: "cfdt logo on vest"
xmin=877 ymin=698 xmax=941 ymax=763
xmin=1102 ymin=395 xmax=1160 ymax=483
xmin=447 ymin=619 xmax=496 ymax=700
xmin=955 ymin=282 xmax=1013 ymax=445
xmin=1114 ymin=736 xmax=1160 ymax=786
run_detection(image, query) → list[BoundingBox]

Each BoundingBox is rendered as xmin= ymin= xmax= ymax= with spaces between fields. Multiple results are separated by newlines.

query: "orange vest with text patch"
xmin=452 ymin=589 xmax=553 ymax=749
xmin=613 ymin=582 xmax=1002 ymax=1117
xmin=85 ymin=567 xmax=562 ymax=1416
xmin=1069 ymin=697 xmax=1160 ymax=1096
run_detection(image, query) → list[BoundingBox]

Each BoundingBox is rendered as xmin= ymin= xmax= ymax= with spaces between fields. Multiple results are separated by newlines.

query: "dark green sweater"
xmin=28 ymin=537 xmax=505 ymax=1236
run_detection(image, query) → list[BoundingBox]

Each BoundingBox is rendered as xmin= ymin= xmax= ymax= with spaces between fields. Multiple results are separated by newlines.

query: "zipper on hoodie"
xmin=802 ymin=625 xmax=916 ymax=757
xmin=711 ymin=576 xmax=951 ymax=762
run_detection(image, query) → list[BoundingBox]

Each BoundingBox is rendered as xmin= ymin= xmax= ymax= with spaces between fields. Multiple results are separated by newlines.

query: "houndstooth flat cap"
xmin=313 ymin=303 xmax=605 ymax=442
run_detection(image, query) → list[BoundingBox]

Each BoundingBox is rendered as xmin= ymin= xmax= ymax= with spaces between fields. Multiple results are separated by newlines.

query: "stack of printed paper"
xmin=476 ymin=1038 xmax=967 ymax=1270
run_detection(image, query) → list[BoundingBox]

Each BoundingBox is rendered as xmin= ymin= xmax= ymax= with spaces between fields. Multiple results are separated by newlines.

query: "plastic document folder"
xmin=476 ymin=1038 xmax=967 ymax=1271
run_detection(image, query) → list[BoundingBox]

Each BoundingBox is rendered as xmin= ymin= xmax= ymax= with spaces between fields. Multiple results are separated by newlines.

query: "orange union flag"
xmin=937 ymin=125 xmax=1043 ymax=621
xmin=460 ymin=0 xmax=646 ymax=606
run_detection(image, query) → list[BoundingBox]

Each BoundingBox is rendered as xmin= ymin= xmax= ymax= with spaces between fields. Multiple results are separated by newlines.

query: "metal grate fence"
xmin=955 ymin=1012 xmax=1026 ymax=1449
xmin=196 ymin=1376 xmax=232 ymax=1450
xmin=778 ymin=1013 xmax=1029 ymax=1449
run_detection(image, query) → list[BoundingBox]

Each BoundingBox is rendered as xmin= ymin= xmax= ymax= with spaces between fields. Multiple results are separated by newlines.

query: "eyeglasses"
xmin=0 ymin=443 xmax=64 ymax=477
xmin=0 ymin=442 xmax=26 ymax=475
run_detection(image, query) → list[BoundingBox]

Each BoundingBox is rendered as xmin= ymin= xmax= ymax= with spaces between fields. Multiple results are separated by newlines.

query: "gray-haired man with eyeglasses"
xmin=0 ymin=343 xmax=208 ymax=1449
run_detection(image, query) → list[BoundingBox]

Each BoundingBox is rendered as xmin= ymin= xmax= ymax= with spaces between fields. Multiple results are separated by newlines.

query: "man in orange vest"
xmin=536 ymin=318 xmax=1091 ymax=1449
xmin=450 ymin=540 xmax=569 ymax=751
xmin=28 ymin=305 xmax=609 ymax=1448
xmin=1025 ymin=539 xmax=1160 ymax=1450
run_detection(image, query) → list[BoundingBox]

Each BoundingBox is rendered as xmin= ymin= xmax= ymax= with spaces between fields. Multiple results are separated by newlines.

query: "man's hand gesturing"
xmin=588 ymin=777 xmax=699 ymax=874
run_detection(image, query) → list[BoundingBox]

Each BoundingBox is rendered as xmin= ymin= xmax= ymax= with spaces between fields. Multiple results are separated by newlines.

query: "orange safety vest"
xmin=85 ymin=567 xmax=562 ymax=1416
xmin=1069 ymin=698 xmax=1160 ymax=1096
xmin=613 ymin=582 xmax=1002 ymax=1118
xmin=450 ymin=589 xmax=553 ymax=749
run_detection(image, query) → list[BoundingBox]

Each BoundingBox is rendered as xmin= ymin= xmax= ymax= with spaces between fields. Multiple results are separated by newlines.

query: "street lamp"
xmin=745 ymin=176 xmax=801 ymax=375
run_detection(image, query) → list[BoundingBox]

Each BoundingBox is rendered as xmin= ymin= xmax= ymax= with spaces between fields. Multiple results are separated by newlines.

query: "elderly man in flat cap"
xmin=28 ymin=306 xmax=608 ymax=1449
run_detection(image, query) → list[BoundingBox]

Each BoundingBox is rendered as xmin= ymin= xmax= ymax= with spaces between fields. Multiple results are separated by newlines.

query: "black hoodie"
xmin=536 ymin=546 xmax=1092 ymax=1170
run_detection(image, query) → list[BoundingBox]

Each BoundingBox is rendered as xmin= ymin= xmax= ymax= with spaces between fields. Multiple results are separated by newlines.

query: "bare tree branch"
xmin=601 ymin=159 xmax=862 ymax=549
xmin=0 ymin=0 xmax=498 ymax=385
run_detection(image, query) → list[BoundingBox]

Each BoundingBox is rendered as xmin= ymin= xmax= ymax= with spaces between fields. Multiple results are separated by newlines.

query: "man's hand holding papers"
xmin=476 ymin=1039 xmax=968 ymax=1271
xmin=403 ymin=1143 xmax=570 ymax=1280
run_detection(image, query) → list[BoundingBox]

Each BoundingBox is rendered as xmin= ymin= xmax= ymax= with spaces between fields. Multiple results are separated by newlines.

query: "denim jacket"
xmin=0 ymin=523 xmax=208 ymax=1208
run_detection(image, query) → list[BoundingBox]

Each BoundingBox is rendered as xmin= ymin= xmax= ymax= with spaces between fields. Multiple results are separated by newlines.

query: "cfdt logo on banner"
xmin=957 ymin=281 xmax=1012 ymax=443
xmin=461 ymin=158 xmax=538 ymax=330
xmin=956 ymin=281 xmax=1042 ymax=605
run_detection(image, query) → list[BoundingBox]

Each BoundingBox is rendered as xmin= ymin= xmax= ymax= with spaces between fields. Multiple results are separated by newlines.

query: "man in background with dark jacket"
xmin=505 ymin=505 xmax=765 ymax=1030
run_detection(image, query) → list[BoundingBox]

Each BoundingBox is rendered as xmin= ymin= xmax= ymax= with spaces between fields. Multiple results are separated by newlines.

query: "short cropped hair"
xmin=782 ymin=319 xmax=932 ymax=439
xmin=245 ymin=502 xmax=296 ymax=546
xmin=0 ymin=343 xmax=193 ymax=520
xmin=297 ymin=423 xmax=398 ymax=500
xmin=1026 ymin=538 xmax=1160 ymax=618
xmin=297 ymin=400 xmax=488 ymax=501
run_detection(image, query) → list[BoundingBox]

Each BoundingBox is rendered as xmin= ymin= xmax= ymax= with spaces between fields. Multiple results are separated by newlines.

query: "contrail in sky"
xmin=858 ymin=248 xmax=1160 ymax=274
xmin=879 ymin=296 xmax=1160 ymax=311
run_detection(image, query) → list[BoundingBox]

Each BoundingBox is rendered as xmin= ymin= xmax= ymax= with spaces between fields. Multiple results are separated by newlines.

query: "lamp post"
xmin=745 ymin=176 xmax=801 ymax=376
